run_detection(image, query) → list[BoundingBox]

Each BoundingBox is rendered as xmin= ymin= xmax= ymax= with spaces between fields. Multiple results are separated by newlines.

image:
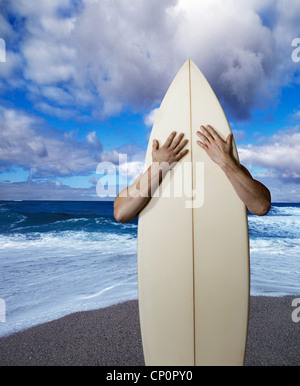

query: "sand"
xmin=0 ymin=296 xmax=299 ymax=366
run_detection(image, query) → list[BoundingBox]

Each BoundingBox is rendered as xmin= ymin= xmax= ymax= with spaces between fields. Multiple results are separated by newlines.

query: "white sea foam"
xmin=0 ymin=203 xmax=299 ymax=337
xmin=0 ymin=229 xmax=138 ymax=337
xmin=248 ymin=205 xmax=300 ymax=297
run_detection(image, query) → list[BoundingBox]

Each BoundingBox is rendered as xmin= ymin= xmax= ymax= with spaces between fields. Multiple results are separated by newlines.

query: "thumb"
xmin=226 ymin=133 xmax=233 ymax=146
xmin=153 ymin=139 xmax=159 ymax=151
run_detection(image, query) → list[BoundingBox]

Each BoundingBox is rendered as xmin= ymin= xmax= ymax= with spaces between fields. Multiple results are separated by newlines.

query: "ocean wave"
xmin=0 ymin=201 xmax=299 ymax=337
xmin=0 ymin=229 xmax=137 ymax=255
xmin=79 ymin=278 xmax=136 ymax=300
xmin=268 ymin=204 xmax=300 ymax=216
xmin=248 ymin=213 xmax=300 ymax=239
xmin=250 ymin=236 xmax=300 ymax=254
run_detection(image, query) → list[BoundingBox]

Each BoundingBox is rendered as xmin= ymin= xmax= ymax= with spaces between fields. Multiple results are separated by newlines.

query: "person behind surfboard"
xmin=114 ymin=126 xmax=271 ymax=223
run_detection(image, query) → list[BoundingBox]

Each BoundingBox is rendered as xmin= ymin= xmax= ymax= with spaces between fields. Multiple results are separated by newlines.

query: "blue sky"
xmin=0 ymin=0 xmax=299 ymax=202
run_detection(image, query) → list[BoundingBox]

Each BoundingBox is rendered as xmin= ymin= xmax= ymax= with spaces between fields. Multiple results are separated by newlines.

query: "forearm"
xmin=221 ymin=158 xmax=271 ymax=216
xmin=114 ymin=162 xmax=168 ymax=223
xmin=114 ymin=131 xmax=189 ymax=223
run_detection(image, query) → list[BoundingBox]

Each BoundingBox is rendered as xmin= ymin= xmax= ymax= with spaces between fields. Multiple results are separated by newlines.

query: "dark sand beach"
xmin=0 ymin=296 xmax=299 ymax=366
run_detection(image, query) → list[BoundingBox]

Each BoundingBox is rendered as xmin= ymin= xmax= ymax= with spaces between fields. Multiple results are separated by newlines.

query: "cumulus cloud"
xmin=100 ymin=143 xmax=145 ymax=182
xmin=70 ymin=0 xmax=278 ymax=118
xmin=2 ymin=0 xmax=299 ymax=121
xmin=0 ymin=103 xmax=143 ymax=187
xmin=144 ymin=108 xmax=159 ymax=127
xmin=1 ymin=0 xmax=300 ymax=200
xmin=0 ymin=179 xmax=104 ymax=201
xmin=0 ymin=107 xmax=102 ymax=178
xmin=239 ymin=127 xmax=300 ymax=180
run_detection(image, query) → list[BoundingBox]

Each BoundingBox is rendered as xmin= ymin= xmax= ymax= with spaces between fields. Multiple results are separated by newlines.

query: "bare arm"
xmin=196 ymin=125 xmax=271 ymax=216
xmin=114 ymin=132 xmax=189 ymax=223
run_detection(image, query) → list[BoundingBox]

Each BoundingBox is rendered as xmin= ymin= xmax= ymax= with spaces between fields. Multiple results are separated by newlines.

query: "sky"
xmin=0 ymin=0 xmax=299 ymax=202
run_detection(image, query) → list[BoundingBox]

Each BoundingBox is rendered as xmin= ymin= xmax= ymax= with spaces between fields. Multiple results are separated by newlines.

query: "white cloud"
xmin=1 ymin=0 xmax=300 ymax=201
xmin=100 ymin=143 xmax=146 ymax=181
xmin=254 ymin=176 xmax=300 ymax=202
xmin=0 ymin=179 xmax=102 ymax=201
xmin=174 ymin=0 xmax=276 ymax=118
xmin=33 ymin=102 xmax=78 ymax=120
xmin=22 ymin=38 xmax=76 ymax=85
xmin=144 ymin=108 xmax=159 ymax=127
xmin=5 ymin=0 xmax=300 ymax=120
xmin=0 ymin=107 xmax=102 ymax=178
xmin=0 ymin=103 xmax=144 ymax=185
xmin=86 ymin=131 xmax=101 ymax=147
xmin=119 ymin=161 xmax=144 ymax=182
xmin=239 ymin=127 xmax=300 ymax=179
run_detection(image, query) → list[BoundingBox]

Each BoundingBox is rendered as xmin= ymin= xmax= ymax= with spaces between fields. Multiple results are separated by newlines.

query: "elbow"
xmin=113 ymin=205 xmax=132 ymax=223
xmin=113 ymin=210 xmax=121 ymax=223
xmin=113 ymin=195 xmax=137 ymax=223
xmin=263 ymin=201 xmax=272 ymax=216
xmin=259 ymin=191 xmax=272 ymax=216
xmin=113 ymin=199 xmax=122 ymax=223
xmin=256 ymin=204 xmax=271 ymax=216
xmin=250 ymin=201 xmax=271 ymax=217
xmin=252 ymin=189 xmax=272 ymax=216
xmin=114 ymin=207 xmax=126 ymax=223
xmin=113 ymin=196 xmax=126 ymax=223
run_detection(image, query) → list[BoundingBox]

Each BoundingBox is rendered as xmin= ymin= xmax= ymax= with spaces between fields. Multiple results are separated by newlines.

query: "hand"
xmin=152 ymin=131 xmax=189 ymax=167
xmin=196 ymin=125 xmax=234 ymax=169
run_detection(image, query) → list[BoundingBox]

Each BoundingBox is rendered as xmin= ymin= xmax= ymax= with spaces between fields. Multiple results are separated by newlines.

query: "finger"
xmin=171 ymin=132 xmax=185 ymax=149
xmin=175 ymin=148 xmax=189 ymax=161
xmin=196 ymin=130 xmax=210 ymax=145
xmin=175 ymin=138 xmax=189 ymax=153
xmin=226 ymin=133 xmax=233 ymax=146
xmin=196 ymin=140 xmax=208 ymax=151
xmin=206 ymin=125 xmax=225 ymax=143
xmin=164 ymin=131 xmax=177 ymax=148
xmin=199 ymin=125 xmax=207 ymax=137
xmin=152 ymin=139 xmax=159 ymax=151
xmin=202 ymin=125 xmax=215 ymax=142
xmin=197 ymin=127 xmax=211 ymax=144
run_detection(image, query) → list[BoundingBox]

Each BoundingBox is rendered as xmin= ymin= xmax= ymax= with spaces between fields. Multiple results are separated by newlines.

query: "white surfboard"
xmin=137 ymin=60 xmax=250 ymax=366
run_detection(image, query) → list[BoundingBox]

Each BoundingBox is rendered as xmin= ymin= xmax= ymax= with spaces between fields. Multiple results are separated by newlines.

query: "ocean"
xmin=0 ymin=200 xmax=299 ymax=337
